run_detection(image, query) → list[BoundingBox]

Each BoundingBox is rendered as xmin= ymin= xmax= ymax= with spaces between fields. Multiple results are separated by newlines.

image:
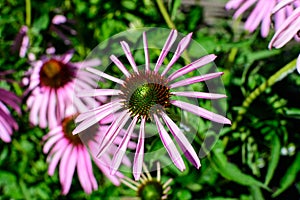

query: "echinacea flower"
xmin=225 ymin=0 xmax=300 ymax=37
xmin=0 ymin=87 xmax=20 ymax=143
xmin=73 ymin=30 xmax=231 ymax=180
xmin=24 ymin=50 xmax=103 ymax=129
xmin=43 ymin=112 xmax=133 ymax=195
xmin=121 ymin=162 xmax=172 ymax=200
xmin=11 ymin=25 xmax=29 ymax=58
xmin=268 ymin=1 xmax=300 ymax=73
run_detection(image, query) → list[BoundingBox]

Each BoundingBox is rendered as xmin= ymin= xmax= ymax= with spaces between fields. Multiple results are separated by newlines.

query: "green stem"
xmin=25 ymin=0 xmax=31 ymax=26
xmin=156 ymin=0 xmax=176 ymax=29
xmin=232 ymin=59 xmax=297 ymax=130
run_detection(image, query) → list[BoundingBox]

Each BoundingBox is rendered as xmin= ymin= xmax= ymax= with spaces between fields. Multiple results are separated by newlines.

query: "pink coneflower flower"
xmin=268 ymin=1 xmax=300 ymax=73
xmin=24 ymin=50 xmax=103 ymax=129
xmin=43 ymin=113 xmax=133 ymax=195
xmin=73 ymin=30 xmax=231 ymax=180
xmin=225 ymin=0 xmax=300 ymax=37
xmin=11 ymin=25 xmax=29 ymax=58
xmin=121 ymin=162 xmax=173 ymax=200
xmin=0 ymin=88 xmax=20 ymax=143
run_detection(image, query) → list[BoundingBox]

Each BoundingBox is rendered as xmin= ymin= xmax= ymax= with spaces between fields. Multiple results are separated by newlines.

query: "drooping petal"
xmin=77 ymin=89 xmax=121 ymax=97
xmin=97 ymin=111 xmax=131 ymax=158
xmin=77 ymin=146 xmax=92 ymax=194
xmin=73 ymin=102 xmax=122 ymax=134
xmin=154 ymin=30 xmax=178 ymax=73
xmin=110 ymin=55 xmax=131 ymax=77
xmin=86 ymin=67 xmax=124 ymax=85
xmin=111 ymin=116 xmax=138 ymax=175
xmin=170 ymin=72 xmax=223 ymax=89
xmin=133 ymin=117 xmax=145 ymax=180
xmin=272 ymin=0 xmax=296 ymax=14
xmin=171 ymin=100 xmax=231 ymax=124
xmin=153 ymin=114 xmax=185 ymax=171
xmin=143 ymin=32 xmax=150 ymax=71
xmin=161 ymin=112 xmax=201 ymax=168
xmin=172 ymin=91 xmax=226 ymax=99
xmin=167 ymin=54 xmax=216 ymax=81
xmin=61 ymin=146 xmax=77 ymax=195
xmin=120 ymin=41 xmax=139 ymax=74
xmin=269 ymin=7 xmax=300 ymax=49
xmin=161 ymin=32 xmax=193 ymax=76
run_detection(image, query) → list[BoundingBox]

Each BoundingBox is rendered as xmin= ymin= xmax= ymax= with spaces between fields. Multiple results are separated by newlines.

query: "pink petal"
xmin=110 ymin=116 xmax=138 ymax=175
xmin=110 ymin=55 xmax=131 ymax=77
xmin=52 ymin=15 xmax=67 ymax=24
xmin=120 ymin=41 xmax=139 ymax=74
xmin=269 ymin=7 xmax=300 ymax=48
xmin=86 ymin=67 xmax=124 ymax=85
xmin=233 ymin=0 xmax=257 ymax=19
xmin=97 ymin=111 xmax=131 ymax=158
xmin=43 ymin=132 xmax=64 ymax=154
xmin=39 ymin=89 xmax=50 ymax=128
xmin=154 ymin=30 xmax=178 ymax=73
xmin=225 ymin=0 xmax=244 ymax=10
xmin=77 ymin=146 xmax=93 ymax=194
xmin=133 ymin=117 xmax=145 ymax=180
xmin=170 ymin=72 xmax=223 ymax=88
xmin=61 ymin=50 xmax=74 ymax=64
xmin=59 ymin=143 xmax=72 ymax=186
xmin=172 ymin=91 xmax=227 ymax=99
xmin=82 ymin=146 xmax=98 ymax=191
xmin=61 ymin=146 xmax=77 ymax=195
xmin=48 ymin=89 xmax=58 ymax=129
xmin=161 ymin=32 xmax=193 ymax=76
xmin=73 ymin=102 xmax=122 ymax=134
xmin=77 ymin=89 xmax=121 ymax=97
xmin=161 ymin=111 xmax=201 ymax=168
xmin=143 ymin=32 xmax=150 ymax=71
xmin=171 ymin=100 xmax=231 ymax=124
xmin=167 ymin=54 xmax=216 ymax=81
xmin=153 ymin=114 xmax=185 ymax=171
xmin=272 ymin=0 xmax=295 ymax=14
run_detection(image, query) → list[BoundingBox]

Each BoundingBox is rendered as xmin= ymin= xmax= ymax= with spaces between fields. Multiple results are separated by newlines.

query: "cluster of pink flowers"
xmin=226 ymin=0 xmax=300 ymax=71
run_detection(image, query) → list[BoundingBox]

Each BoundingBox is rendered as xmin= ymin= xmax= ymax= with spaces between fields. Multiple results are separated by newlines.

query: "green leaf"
xmin=211 ymin=147 xmax=269 ymax=191
xmin=32 ymin=14 xmax=49 ymax=31
xmin=170 ymin=0 xmax=181 ymax=21
xmin=250 ymin=185 xmax=264 ymax=200
xmin=264 ymin=134 xmax=280 ymax=186
xmin=272 ymin=152 xmax=300 ymax=197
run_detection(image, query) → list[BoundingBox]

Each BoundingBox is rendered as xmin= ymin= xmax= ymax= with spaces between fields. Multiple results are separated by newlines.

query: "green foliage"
xmin=1 ymin=0 xmax=300 ymax=199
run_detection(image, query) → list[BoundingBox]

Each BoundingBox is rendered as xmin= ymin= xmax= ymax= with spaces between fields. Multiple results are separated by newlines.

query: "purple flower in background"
xmin=73 ymin=30 xmax=231 ymax=180
xmin=50 ymin=15 xmax=77 ymax=45
xmin=24 ymin=50 xmax=103 ymax=129
xmin=11 ymin=25 xmax=29 ymax=58
xmin=0 ymin=84 xmax=20 ymax=142
xmin=225 ymin=0 xmax=300 ymax=37
xmin=269 ymin=1 xmax=300 ymax=73
xmin=43 ymin=113 xmax=133 ymax=195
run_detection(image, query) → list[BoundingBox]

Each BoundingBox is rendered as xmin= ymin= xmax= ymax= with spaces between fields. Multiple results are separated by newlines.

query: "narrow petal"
xmin=48 ymin=89 xmax=58 ymax=129
xmin=171 ymin=100 xmax=231 ymax=124
xmin=77 ymin=147 xmax=92 ymax=194
xmin=172 ymin=91 xmax=227 ymax=99
xmin=269 ymin=7 xmax=300 ymax=49
xmin=59 ymin=143 xmax=72 ymax=188
xmin=167 ymin=54 xmax=216 ymax=81
xmin=232 ymin=0 xmax=257 ymax=19
xmin=77 ymin=89 xmax=121 ymax=97
xmin=110 ymin=55 xmax=131 ymax=77
xmin=73 ymin=103 xmax=122 ymax=134
xmin=97 ymin=111 xmax=131 ymax=158
xmin=161 ymin=112 xmax=201 ymax=168
xmin=61 ymin=50 xmax=74 ymax=64
xmin=161 ymin=32 xmax=193 ymax=76
xmin=154 ymin=30 xmax=178 ymax=73
xmin=86 ymin=67 xmax=124 ymax=85
xmin=133 ymin=117 xmax=145 ymax=180
xmin=153 ymin=114 xmax=185 ymax=171
xmin=170 ymin=72 xmax=223 ymax=89
xmin=82 ymin=146 xmax=98 ymax=191
xmin=120 ymin=41 xmax=139 ymax=74
xmin=272 ymin=0 xmax=295 ymax=14
xmin=111 ymin=116 xmax=138 ymax=175
xmin=43 ymin=133 xmax=64 ymax=154
xmin=61 ymin=146 xmax=77 ymax=195
xmin=143 ymin=32 xmax=150 ymax=71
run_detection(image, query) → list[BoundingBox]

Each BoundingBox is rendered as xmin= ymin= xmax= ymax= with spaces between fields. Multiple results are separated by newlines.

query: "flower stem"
xmin=232 ymin=59 xmax=297 ymax=129
xmin=25 ymin=0 xmax=31 ymax=26
xmin=156 ymin=0 xmax=176 ymax=29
